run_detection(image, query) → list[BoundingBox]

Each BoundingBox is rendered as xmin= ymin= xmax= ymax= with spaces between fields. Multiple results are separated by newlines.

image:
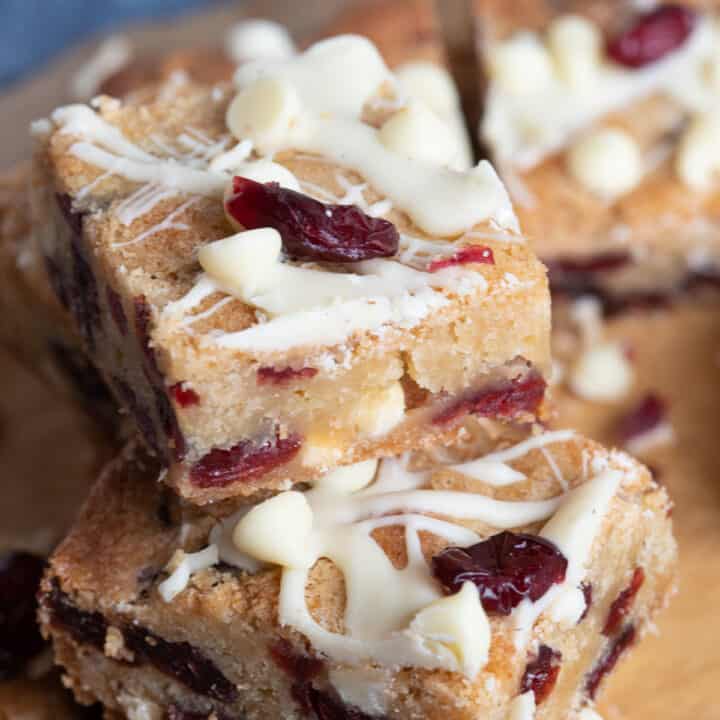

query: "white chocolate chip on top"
xmin=676 ymin=112 xmax=720 ymax=190
xmin=490 ymin=33 xmax=554 ymax=95
xmin=379 ymin=102 xmax=459 ymax=166
xmin=232 ymin=491 xmax=315 ymax=569
xmin=410 ymin=581 xmax=490 ymax=679
xmin=567 ymin=128 xmax=643 ymax=198
xmin=313 ymin=459 xmax=379 ymax=494
xmin=225 ymin=19 xmax=296 ymax=64
xmin=569 ymin=341 xmax=634 ymax=402
xmin=547 ymin=14 xmax=601 ymax=89
xmin=198 ymin=228 xmax=282 ymax=298
xmin=226 ymin=76 xmax=302 ymax=153
xmin=351 ymin=382 xmax=405 ymax=438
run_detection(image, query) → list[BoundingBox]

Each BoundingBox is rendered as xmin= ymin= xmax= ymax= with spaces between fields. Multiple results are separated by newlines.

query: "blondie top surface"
xmin=477 ymin=0 xmax=720 ymax=295
xmin=42 ymin=421 xmax=676 ymax=719
xmin=34 ymin=35 xmax=551 ymax=502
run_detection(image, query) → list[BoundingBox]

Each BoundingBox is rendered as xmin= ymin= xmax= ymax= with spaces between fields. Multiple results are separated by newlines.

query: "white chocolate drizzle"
xmin=230 ymin=35 xmax=518 ymax=236
xmin=204 ymin=431 xmax=623 ymax=675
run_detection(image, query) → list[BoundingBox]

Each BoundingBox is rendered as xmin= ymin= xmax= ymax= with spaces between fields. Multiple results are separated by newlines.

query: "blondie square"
xmin=33 ymin=35 xmax=551 ymax=504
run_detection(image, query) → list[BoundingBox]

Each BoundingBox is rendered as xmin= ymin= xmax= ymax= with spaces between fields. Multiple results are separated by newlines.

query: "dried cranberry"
xmin=432 ymin=372 xmax=546 ymax=426
xmin=113 ymin=376 xmax=161 ymax=457
xmin=269 ymin=639 xmax=324 ymax=683
xmin=170 ymin=383 xmax=200 ymax=407
xmin=257 ymin=366 xmax=318 ymax=386
xmin=607 ymin=5 xmax=696 ymax=68
xmin=167 ymin=708 xmax=235 ymax=720
xmin=152 ymin=383 xmax=186 ymax=461
xmin=428 ymin=245 xmax=494 ymax=272
xmin=0 ymin=552 xmax=46 ymax=680
xmin=46 ymin=580 xmax=108 ymax=652
xmin=520 ymin=645 xmax=562 ymax=705
xmin=294 ymin=684 xmax=385 ymax=720
xmin=225 ymin=177 xmax=399 ymax=262
xmin=123 ymin=625 xmax=237 ymax=703
xmin=134 ymin=296 xmax=161 ymax=375
xmin=579 ymin=582 xmax=593 ymax=623
xmin=546 ymin=251 xmax=632 ymax=276
xmin=431 ymin=531 xmax=567 ymax=615
xmin=106 ymin=286 xmax=127 ymax=335
xmin=616 ymin=394 xmax=666 ymax=446
xmin=603 ymin=567 xmax=645 ymax=636
xmin=44 ymin=254 xmax=69 ymax=309
xmin=70 ymin=236 xmax=100 ymax=351
xmin=190 ymin=434 xmax=302 ymax=488
xmin=585 ymin=624 xmax=636 ymax=699
xmin=55 ymin=193 xmax=82 ymax=236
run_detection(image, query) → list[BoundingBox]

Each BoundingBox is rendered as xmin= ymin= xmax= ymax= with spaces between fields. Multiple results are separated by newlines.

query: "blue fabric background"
xmin=0 ymin=0 xmax=217 ymax=88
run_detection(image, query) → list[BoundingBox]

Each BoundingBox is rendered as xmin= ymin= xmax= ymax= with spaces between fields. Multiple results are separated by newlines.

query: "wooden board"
xmin=1 ymin=3 xmax=718 ymax=718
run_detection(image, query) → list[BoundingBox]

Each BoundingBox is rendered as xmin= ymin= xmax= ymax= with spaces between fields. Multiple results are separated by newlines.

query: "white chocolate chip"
xmin=547 ymin=15 xmax=601 ymax=89
xmin=329 ymin=667 xmax=389 ymax=716
xmin=225 ymin=19 xmax=296 ymax=64
xmin=313 ymin=459 xmax=379 ymax=494
xmin=567 ymin=128 xmax=642 ymax=198
xmin=508 ymin=691 xmax=536 ymax=720
xmin=569 ymin=341 xmax=634 ymax=403
xmin=490 ymin=33 xmax=554 ymax=95
xmin=395 ymin=61 xmax=457 ymax=114
xmin=351 ymin=382 xmax=405 ymax=438
xmin=675 ymin=112 xmax=720 ymax=189
xmin=232 ymin=491 xmax=315 ymax=569
xmin=578 ymin=708 xmax=604 ymax=720
xmin=409 ymin=582 xmax=490 ymax=679
xmin=198 ymin=228 xmax=282 ymax=298
xmin=379 ymin=101 xmax=459 ymax=166
xmin=226 ymin=76 xmax=302 ymax=152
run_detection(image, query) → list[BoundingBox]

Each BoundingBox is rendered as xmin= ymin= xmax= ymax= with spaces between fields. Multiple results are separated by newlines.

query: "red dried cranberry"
xmin=428 ymin=245 xmax=494 ymax=272
xmin=44 ymin=254 xmax=69 ymax=309
xmin=45 ymin=580 xmax=108 ymax=652
xmin=294 ymin=684 xmax=385 ymax=720
xmin=123 ymin=625 xmax=237 ymax=703
xmin=585 ymin=624 xmax=636 ymax=699
xmin=616 ymin=394 xmax=666 ymax=446
xmin=431 ymin=531 xmax=567 ymax=615
xmin=170 ymin=383 xmax=200 ymax=407
xmin=113 ymin=376 xmax=161 ymax=458
xmin=257 ymin=366 xmax=318 ymax=386
xmin=432 ymin=372 xmax=546 ymax=426
xmin=225 ymin=177 xmax=399 ymax=262
xmin=152 ymin=383 xmax=186 ymax=461
xmin=603 ymin=567 xmax=645 ymax=636
xmin=607 ymin=5 xmax=696 ymax=68
xmin=269 ymin=639 xmax=324 ymax=683
xmin=0 ymin=552 xmax=46 ymax=680
xmin=190 ymin=434 xmax=302 ymax=488
xmin=106 ymin=286 xmax=127 ymax=335
xmin=70 ymin=236 xmax=100 ymax=351
xmin=545 ymin=251 xmax=632 ymax=276
xmin=520 ymin=645 xmax=562 ymax=704
xmin=579 ymin=582 xmax=593 ymax=623
xmin=134 ymin=296 xmax=161 ymax=375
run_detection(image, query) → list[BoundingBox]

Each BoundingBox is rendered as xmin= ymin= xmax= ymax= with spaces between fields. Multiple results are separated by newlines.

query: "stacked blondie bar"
xmin=0 ymin=2 xmax=684 ymax=719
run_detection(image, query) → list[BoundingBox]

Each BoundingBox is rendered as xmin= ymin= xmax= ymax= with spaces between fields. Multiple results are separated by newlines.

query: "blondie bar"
xmin=33 ymin=36 xmax=551 ymax=504
xmin=40 ymin=422 xmax=676 ymax=719
xmin=476 ymin=0 xmax=720 ymax=310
